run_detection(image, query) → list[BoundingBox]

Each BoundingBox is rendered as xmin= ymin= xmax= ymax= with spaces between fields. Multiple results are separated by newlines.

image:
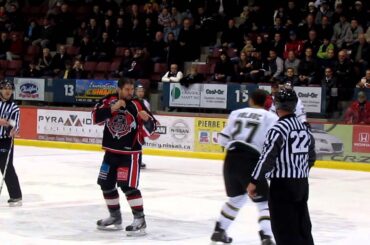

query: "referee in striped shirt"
xmin=247 ymin=88 xmax=316 ymax=245
xmin=0 ymin=79 xmax=22 ymax=207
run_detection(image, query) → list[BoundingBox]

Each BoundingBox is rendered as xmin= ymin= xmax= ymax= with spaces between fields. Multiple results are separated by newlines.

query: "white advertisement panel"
xmin=169 ymin=83 xmax=200 ymax=107
xmin=200 ymin=84 xmax=227 ymax=109
xmin=294 ymin=86 xmax=322 ymax=113
xmin=145 ymin=115 xmax=194 ymax=151
xmin=14 ymin=78 xmax=45 ymax=101
xmin=37 ymin=109 xmax=103 ymax=143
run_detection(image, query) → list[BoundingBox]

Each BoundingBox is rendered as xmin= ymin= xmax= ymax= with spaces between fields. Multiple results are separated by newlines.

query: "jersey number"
xmin=230 ymin=120 xmax=259 ymax=143
xmin=289 ymin=131 xmax=309 ymax=154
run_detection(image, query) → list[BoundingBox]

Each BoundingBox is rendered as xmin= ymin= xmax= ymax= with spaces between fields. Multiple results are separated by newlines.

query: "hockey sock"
xmin=217 ymin=194 xmax=247 ymax=231
xmin=256 ymin=201 xmax=273 ymax=237
xmin=102 ymin=188 xmax=121 ymax=215
xmin=124 ymin=188 xmax=144 ymax=218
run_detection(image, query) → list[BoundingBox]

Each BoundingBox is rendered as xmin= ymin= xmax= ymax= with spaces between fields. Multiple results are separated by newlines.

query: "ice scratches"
xmin=0 ymin=204 xmax=209 ymax=242
xmin=311 ymin=209 xmax=354 ymax=243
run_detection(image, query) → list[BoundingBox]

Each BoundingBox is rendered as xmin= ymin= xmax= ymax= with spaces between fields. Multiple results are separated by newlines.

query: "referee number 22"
xmin=290 ymin=131 xmax=309 ymax=153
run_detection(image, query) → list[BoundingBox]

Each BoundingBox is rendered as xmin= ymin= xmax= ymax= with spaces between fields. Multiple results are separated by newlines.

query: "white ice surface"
xmin=0 ymin=146 xmax=370 ymax=245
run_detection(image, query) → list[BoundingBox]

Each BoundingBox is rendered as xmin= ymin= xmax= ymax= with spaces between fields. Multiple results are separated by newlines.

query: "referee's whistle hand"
xmin=0 ymin=118 xmax=8 ymax=126
xmin=247 ymin=183 xmax=257 ymax=198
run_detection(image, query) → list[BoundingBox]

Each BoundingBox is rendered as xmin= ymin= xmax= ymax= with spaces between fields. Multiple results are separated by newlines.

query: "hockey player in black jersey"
xmin=92 ymin=78 xmax=156 ymax=236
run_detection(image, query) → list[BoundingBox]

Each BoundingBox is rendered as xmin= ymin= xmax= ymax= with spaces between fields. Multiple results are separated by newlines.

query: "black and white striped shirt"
xmin=0 ymin=99 xmax=20 ymax=139
xmin=251 ymin=114 xmax=316 ymax=181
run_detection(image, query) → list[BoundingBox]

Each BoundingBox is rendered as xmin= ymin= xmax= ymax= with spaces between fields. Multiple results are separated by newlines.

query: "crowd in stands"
xmin=0 ymin=0 xmax=369 ymax=123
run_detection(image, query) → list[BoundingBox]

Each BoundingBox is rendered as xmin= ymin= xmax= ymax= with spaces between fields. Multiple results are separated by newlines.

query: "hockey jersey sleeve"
xmin=295 ymin=99 xmax=307 ymax=123
xmin=132 ymin=99 xmax=157 ymax=138
xmin=92 ymin=96 xmax=112 ymax=125
xmin=251 ymin=128 xmax=283 ymax=183
xmin=308 ymin=131 xmax=316 ymax=169
xmin=218 ymin=111 xmax=238 ymax=147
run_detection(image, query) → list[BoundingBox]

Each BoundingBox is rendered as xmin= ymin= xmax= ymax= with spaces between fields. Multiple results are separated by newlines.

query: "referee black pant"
xmin=269 ymin=178 xmax=314 ymax=245
xmin=0 ymin=138 xmax=22 ymax=199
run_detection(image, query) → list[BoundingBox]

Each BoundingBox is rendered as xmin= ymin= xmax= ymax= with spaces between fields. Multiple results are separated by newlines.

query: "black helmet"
xmin=274 ymin=88 xmax=298 ymax=112
xmin=0 ymin=79 xmax=14 ymax=89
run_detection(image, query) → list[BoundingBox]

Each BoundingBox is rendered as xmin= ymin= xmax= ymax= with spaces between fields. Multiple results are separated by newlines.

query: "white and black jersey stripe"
xmin=251 ymin=114 xmax=316 ymax=181
xmin=0 ymin=100 xmax=20 ymax=138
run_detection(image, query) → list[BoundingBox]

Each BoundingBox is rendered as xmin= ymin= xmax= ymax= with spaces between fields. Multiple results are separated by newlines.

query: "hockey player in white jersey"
xmin=211 ymin=89 xmax=278 ymax=245
xmin=269 ymin=81 xmax=307 ymax=124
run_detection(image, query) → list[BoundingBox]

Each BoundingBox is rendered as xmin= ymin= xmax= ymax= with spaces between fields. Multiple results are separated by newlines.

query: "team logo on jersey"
xmin=107 ymin=111 xmax=136 ymax=139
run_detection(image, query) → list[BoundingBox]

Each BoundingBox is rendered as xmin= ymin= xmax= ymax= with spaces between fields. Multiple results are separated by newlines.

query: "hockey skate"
xmin=210 ymin=222 xmax=233 ymax=243
xmin=140 ymin=162 xmax=146 ymax=169
xmin=97 ymin=216 xmax=122 ymax=231
xmin=8 ymin=198 xmax=22 ymax=207
xmin=125 ymin=216 xmax=147 ymax=236
xmin=259 ymin=230 xmax=275 ymax=245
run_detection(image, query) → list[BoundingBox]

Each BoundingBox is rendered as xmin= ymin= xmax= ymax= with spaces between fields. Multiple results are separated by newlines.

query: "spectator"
xmin=7 ymin=32 xmax=22 ymax=60
xmin=77 ymin=35 xmax=94 ymax=61
xmin=241 ymin=38 xmax=254 ymax=55
xmin=268 ymin=16 xmax=287 ymax=41
xmin=157 ymin=7 xmax=172 ymax=30
xmin=247 ymin=49 xmax=266 ymax=83
xmin=114 ymin=48 xmax=133 ymax=78
xmin=321 ymin=67 xmax=339 ymax=117
xmin=317 ymin=37 xmax=335 ymax=59
xmin=265 ymin=49 xmax=284 ymax=81
xmin=236 ymin=51 xmax=251 ymax=83
xmin=283 ymin=30 xmax=304 ymax=59
xmin=148 ymin=31 xmax=167 ymax=63
xmin=349 ymin=1 xmax=367 ymax=29
xmin=23 ymin=19 xmax=41 ymax=44
xmin=143 ymin=17 xmax=157 ymax=45
xmin=69 ymin=59 xmax=87 ymax=79
xmin=315 ymin=0 xmax=333 ymax=25
xmin=282 ymin=67 xmax=299 ymax=86
xmin=0 ymin=32 xmax=10 ymax=60
xmin=297 ymin=47 xmax=318 ymax=85
xmin=143 ymin=2 xmax=158 ymax=24
xmin=318 ymin=47 xmax=336 ymax=72
xmin=317 ymin=15 xmax=333 ymax=41
xmin=32 ymin=17 xmax=57 ymax=50
xmin=254 ymin=35 xmax=269 ymax=60
xmin=365 ymin=26 xmax=370 ymax=43
xmin=331 ymin=14 xmax=351 ymax=49
xmin=356 ymin=69 xmax=370 ymax=88
xmin=126 ymin=47 xmax=151 ymax=79
xmin=180 ymin=65 xmax=205 ymax=87
xmin=302 ymin=30 xmax=321 ymax=58
xmin=166 ymin=32 xmax=182 ymax=68
xmin=297 ymin=14 xmax=317 ymax=41
xmin=284 ymin=50 xmax=300 ymax=75
xmin=37 ymin=47 xmax=53 ymax=76
xmin=305 ymin=2 xmax=317 ymax=17
xmin=5 ymin=3 xmax=23 ymax=32
xmin=92 ymin=32 xmax=115 ymax=61
xmin=86 ymin=18 xmax=101 ymax=44
xmin=350 ymin=33 xmax=370 ymax=76
xmin=164 ymin=19 xmax=180 ymax=41
xmin=21 ymin=60 xmax=41 ymax=78
xmin=220 ymin=19 xmax=242 ymax=49
xmin=55 ymin=3 xmax=75 ymax=43
xmin=344 ymin=91 xmax=370 ymax=124
xmin=102 ymin=18 xmax=115 ymax=39
xmin=178 ymin=18 xmax=200 ymax=62
xmin=334 ymin=49 xmax=355 ymax=101
xmin=161 ymin=63 xmax=183 ymax=82
xmin=113 ymin=17 xmax=131 ymax=47
xmin=269 ymin=32 xmax=285 ymax=58
xmin=346 ymin=18 xmax=364 ymax=48
xmin=170 ymin=7 xmax=182 ymax=27
xmin=130 ymin=18 xmax=145 ymax=48
xmin=213 ymin=52 xmax=235 ymax=83
xmin=50 ymin=45 xmax=71 ymax=77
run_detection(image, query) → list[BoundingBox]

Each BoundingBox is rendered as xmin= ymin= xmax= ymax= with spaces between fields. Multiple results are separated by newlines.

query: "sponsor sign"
xmin=194 ymin=118 xmax=227 ymax=152
xmin=200 ymin=84 xmax=227 ymax=108
xmin=75 ymin=80 xmax=117 ymax=103
xmin=294 ymin=86 xmax=322 ymax=113
xmin=145 ymin=115 xmax=194 ymax=151
xmin=14 ymin=78 xmax=45 ymax=101
xmin=37 ymin=109 xmax=103 ymax=143
xmin=169 ymin=83 xmax=201 ymax=107
xmin=352 ymin=125 xmax=370 ymax=153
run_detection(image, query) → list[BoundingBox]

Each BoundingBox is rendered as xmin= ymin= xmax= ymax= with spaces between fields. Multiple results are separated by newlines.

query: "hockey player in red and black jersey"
xmin=92 ymin=78 xmax=156 ymax=236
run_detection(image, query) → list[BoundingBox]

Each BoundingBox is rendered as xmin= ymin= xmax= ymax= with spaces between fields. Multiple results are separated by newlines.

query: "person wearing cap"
xmin=315 ymin=0 xmax=333 ymax=25
xmin=283 ymin=30 xmax=304 ymax=59
xmin=351 ymin=1 xmax=367 ymax=29
xmin=344 ymin=91 xmax=370 ymax=124
xmin=0 ymin=80 xmax=22 ymax=207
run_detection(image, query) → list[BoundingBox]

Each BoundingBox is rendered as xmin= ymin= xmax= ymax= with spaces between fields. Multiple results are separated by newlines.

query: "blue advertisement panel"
xmin=75 ymin=79 xmax=117 ymax=104
xmin=226 ymin=83 xmax=259 ymax=110
xmin=51 ymin=79 xmax=76 ymax=104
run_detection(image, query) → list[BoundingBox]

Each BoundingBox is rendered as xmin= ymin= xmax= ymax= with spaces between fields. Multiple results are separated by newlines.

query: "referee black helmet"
xmin=274 ymin=88 xmax=298 ymax=112
xmin=0 ymin=79 xmax=14 ymax=89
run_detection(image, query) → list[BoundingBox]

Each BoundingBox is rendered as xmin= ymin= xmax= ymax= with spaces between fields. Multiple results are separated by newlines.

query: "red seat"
xmin=66 ymin=46 xmax=79 ymax=56
xmin=5 ymin=60 xmax=22 ymax=77
xmin=196 ymin=64 xmax=210 ymax=75
xmin=94 ymin=62 xmax=111 ymax=79
xmin=83 ymin=61 xmax=97 ymax=78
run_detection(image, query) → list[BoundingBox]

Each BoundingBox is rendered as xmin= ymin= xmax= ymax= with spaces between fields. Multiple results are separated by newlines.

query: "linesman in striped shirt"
xmin=0 ymin=80 xmax=22 ymax=207
xmin=247 ymin=88 xmax=316 ymax=245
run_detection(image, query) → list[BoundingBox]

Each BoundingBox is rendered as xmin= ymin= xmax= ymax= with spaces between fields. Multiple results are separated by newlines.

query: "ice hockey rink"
xmin=1 ymin=146 xmax=370 ymax=245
